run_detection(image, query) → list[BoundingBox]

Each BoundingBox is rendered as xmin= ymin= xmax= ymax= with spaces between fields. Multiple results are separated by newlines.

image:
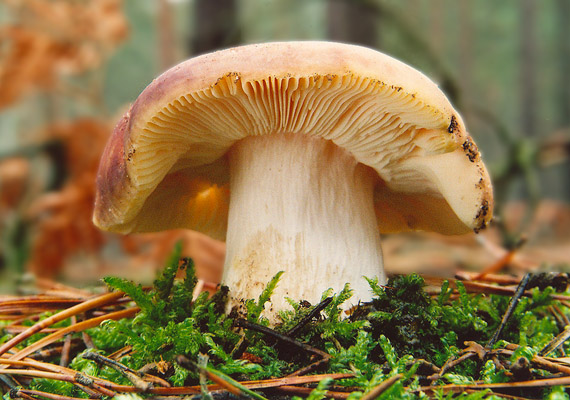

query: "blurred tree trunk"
xmin=555 ymin=0 xmax=570 ymax=199
xmin=158 ymin=0 xmax=176 ymax=70
xmin=430 ymin=0 xmax=444 ymax=55
xmin=191 ymin=0 xmax=241 ymax=55
xmin=556 ymin=0 xmax=570 ymax=128
xmin=327 ymin=0 xmax=379 ymax=48
xmin=520 ymin=0 xmax=537 ymax=137
xmin=458 ymin=0 xmax=473 ymax=100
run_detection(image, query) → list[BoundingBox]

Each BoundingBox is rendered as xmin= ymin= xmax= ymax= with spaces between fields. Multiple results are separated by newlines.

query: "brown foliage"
xmin=0 ymin=0 xmax=128 ymax=108
xmin=0 ymin=158 xmax=31 ymax=213
xmin=24 ymin=119 xmax=226 ymax=285
xmin=26 ymin=119 xmax=111 ymax=278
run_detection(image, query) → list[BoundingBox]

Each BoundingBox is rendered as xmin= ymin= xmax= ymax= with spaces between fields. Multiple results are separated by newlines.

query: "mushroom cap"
xmin=93 ymin=41 xmax=493 ymax=239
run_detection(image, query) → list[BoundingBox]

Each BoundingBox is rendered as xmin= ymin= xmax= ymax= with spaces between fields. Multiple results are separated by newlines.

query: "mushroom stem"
xmin=224 ymin=133 xmax=386 ymax=316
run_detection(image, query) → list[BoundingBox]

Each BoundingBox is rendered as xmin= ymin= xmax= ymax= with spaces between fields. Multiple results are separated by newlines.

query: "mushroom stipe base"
xmin=223 ymin=133 xmax=386 ymax=316
xmin=3 ymin=266 xmax=565 ymax=400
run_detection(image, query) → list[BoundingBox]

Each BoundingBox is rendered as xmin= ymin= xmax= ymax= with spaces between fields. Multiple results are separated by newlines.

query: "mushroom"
xmin=93 ymin=41 xmax=493 ymax=316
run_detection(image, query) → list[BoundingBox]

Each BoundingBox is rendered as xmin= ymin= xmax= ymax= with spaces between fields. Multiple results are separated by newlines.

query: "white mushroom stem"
xmin=223 ymin=133 xmax=386 ymax=316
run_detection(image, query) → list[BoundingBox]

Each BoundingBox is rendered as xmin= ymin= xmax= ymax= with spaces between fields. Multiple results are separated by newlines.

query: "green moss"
xmin=2 ymin=248 xmax=570 ymax=399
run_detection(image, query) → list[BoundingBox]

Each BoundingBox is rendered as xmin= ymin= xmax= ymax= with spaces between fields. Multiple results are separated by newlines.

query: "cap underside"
xmin=93 ymin=42 xmax=493 ymax=238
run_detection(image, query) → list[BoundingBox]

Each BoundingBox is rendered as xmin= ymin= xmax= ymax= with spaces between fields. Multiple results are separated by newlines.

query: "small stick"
xmin=83 ymin=352 xmax=170 ymax=388
xmin=59 ymin=316 xmax=75 ymax=367
xmin=539 ymin=326 xmax=570 ymax=357
xmin=235 ymin=318 xmax=331 ymax=377
xmin=428 ymin=353 xmax=477 ymax=383
xmin=82 ymin=351 xmax=153 ymax=392
xmin=9 ymin=388 xmax=36 ymax=400
xmin=495 ymin=347 xmax=570 ymax=376
xmin=82 ymin=352 xmax=141 ymax=377
xmin=148 ymin=373 xmax=354 ymax=396
xmin=11 ymin=388 xmax=85 ymax=400
xmin=234 ymin=318 xmax=329 ymax=358
xmin=455 ymin=270 xmax=521 ymax=285
xmin=3 ymin=327 xmax=60 ymax=335
xmin=81 ymin=332 xmax=95 ymax=350
xmin=70 ymin=374 xmax=105 ymax=398
xmin=554 ymin=304 xmax=570 ymax=326
xmin=275 ymin=385 xmax=350 ymax=399
xmin=286 ymin=297 xmax=332 ymax=338
xmin=0 ymin=369 xmax=119 ymax=396
xmin=486 ymin=273 xmax=531 ymax=349
xmin=0 ymin=374 xmax=19 ymax=390
xmin=0 ymin=300 xmax=86 ymax=314
xmin=0 ymin=291 xmax=125 ymax=358
xmin=419 ymin=375 xmax=570 ymax=392
xmin=8 ymin=307 xmax=139 ymax=362
xmin=425 ymin=275 xmax=570 ymax=300
xmin=25 ymin=340 xmax=82 ymax=361
xmin=360 ymin=374 xmax=403 ymax=400
xmin=286 ymin=357 xmax=330 ymax=377
xmin=107 ymin=345 xmax=133 ymax=360
xmin=176 ymin=355 xmax=268 ymax=400
xmin=59 ymin=335 xmax=72 ymax=368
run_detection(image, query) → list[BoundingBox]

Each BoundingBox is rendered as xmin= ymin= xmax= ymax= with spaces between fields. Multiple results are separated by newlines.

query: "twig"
xmin=0 ymin=374 xmax=19 ymax=390
xmin=82 ymin=351 xmax=153 ymax=392
xmin=81 ymin=332 xmax=95 ymax=350
xmin=234 ymin=319 xmax=328 ymax=358
xmin=360 ymin=374 xmax=403 ymax=400
xmin=107 ymin=346 xmax=132 ymax=360
xmin=286 ymin=297 xmax=332 ymax=337
xmin=9 ymin=388 xmax=37 ymax=400
xmin=426 ymin=275 xmax=570 ymax=301
xmin=10 ymin=388 xmax=86 ymax=400
xmin=0 ymin=368 xmax=119 ymax=397
xmin=539 ymin=326 xmax=570 ymax=357
xmin=419 ymin=375 xmax=570 ymax=393
xmin=0 ymin=299 xmax=86 ymax=314
xmin=0 ymin=291 xmax=125 ymax=359
xmin=554 ymin=304 xmax=570 ymax=327
xmin=235 ymin=318 xmax=331 ymax=376
xmin=83 ymin=351 xmax=170 ymax=390
xmin=146 ymin=373 xmax=355 ymax=396
xmin=455 ymin=270 xmax=521 ymax=285
xmin=487 ymin=273 xmax=531 ymax=348
xmin=286 ymin=357 xmax=330 ymax=377
xmin=176 ymin=355 xmax=268 ymax=400
xmin=275 ymin=385 xmax=350 ymax=399
xmin=428 ymin=353 xmax=477 ymax=383
xmin=8 ymin=307 xmax=139 ymax=362
xmin=59 ymin=316 xmax=75 ymax=367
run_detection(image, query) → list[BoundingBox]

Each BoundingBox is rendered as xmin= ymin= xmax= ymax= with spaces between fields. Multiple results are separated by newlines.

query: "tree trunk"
xmin=555 ymin=0 xmax=570 ymax=200
xmin=191 ymin=0 xmax=241 ymax=55
xmin=327 ymin=0 xmax=379 ymax=48
xmin=556 ymin=0 xmax=570 ymax=128
xmin=458 ymin=0 xmax=473 ymax=98
xmin=520 ymin=0 xmax=537 ymax=137
xmin=158 ymin=0 xmax=176 ymax=70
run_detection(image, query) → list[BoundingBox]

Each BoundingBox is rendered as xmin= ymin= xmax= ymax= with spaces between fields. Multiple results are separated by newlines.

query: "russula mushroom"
xmin=93 ymin=41 xmax=493 ymax=315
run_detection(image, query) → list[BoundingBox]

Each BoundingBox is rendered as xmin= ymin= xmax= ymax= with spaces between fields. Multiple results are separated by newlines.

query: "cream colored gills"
xmin=224 ymin=133 xmax=385 ymax=310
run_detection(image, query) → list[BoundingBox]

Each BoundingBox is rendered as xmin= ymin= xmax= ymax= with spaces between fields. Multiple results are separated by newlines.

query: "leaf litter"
xmin=2 ymin=243 xmax=570 ymax=399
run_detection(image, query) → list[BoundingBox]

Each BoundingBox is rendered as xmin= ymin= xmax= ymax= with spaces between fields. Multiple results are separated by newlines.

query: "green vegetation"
xmin=2 ymin=246 xmax=570 ymax=399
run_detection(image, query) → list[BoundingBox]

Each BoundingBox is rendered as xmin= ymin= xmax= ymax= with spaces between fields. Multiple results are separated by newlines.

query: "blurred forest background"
xmin=0 ymin=0 xmax=569 ymax=294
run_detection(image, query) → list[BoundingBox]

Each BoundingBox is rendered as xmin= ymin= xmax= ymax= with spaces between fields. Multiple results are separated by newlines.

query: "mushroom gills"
xmin=224 ymin=132 xmax=386 ymax=314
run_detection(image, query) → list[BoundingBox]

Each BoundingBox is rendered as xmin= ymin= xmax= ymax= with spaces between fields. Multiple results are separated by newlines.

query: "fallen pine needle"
xmin=8 ymin=307 xmax=139 ymax=362
xmin=0 ymin=291 xmax=126 ymax=359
